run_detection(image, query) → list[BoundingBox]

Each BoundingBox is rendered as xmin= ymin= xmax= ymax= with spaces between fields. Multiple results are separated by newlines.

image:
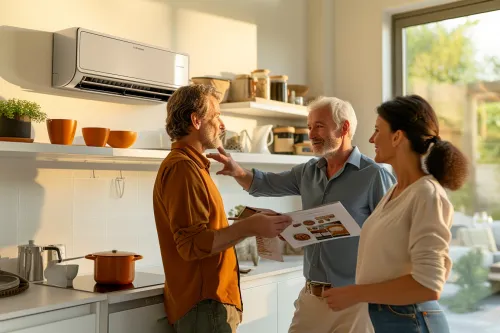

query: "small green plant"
xmin=0 ymin=99 xmax=47 ymax=123
xmin=441 ymin=248 xmax=492 ymax=313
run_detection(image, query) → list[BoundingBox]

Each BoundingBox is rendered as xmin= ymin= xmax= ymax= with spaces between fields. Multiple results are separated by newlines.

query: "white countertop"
xmin=0 ymin=255 xmax=304 ymax=322
xmin=237 ymin=255 xmax=304 ymax=281
xmin=138 ymin=255 xmax=304 ymax=283
xmin=0 ymin=283 xmax=106 ymax=321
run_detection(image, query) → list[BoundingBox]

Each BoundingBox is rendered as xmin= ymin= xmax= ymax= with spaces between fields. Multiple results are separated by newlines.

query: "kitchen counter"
xmin=0 ymin=255 xmax=304 ymax=323
xmin=0 ymin=283 xmax=106 ymax=321
xmin=238 ymin=255 xmax=303 ymax=281
xmin=139 ymin=255 xmax=304 ymax=283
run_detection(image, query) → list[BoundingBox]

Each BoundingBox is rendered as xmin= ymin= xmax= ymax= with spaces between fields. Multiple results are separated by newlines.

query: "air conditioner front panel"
xmin=77 ymin=31 xmax=188 ymax=87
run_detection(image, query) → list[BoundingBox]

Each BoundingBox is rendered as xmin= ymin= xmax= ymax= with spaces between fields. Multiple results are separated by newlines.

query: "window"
xmin=393 ymin=0 xmax=500 ymax=331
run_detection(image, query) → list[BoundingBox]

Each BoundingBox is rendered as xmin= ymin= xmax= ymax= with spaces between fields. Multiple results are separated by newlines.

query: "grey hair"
xmin=307 ymin=96 xmax=358 ymax=139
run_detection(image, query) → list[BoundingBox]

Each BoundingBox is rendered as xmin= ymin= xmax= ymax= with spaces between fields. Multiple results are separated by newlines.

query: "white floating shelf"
xmin=220 ymin=98 xmax=308 ymax=120
xmin=0 ymin=142 xmax=314 ymax=166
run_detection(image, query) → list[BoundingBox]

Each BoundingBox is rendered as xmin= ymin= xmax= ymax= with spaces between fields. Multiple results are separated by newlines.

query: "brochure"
xmin=235 ymin=202 xmax=361 ymax=262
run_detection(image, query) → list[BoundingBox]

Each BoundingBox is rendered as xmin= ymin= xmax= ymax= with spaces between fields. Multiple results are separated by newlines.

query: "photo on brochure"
xmin=280 ymin=201 xmax=361 ymax=249
xmin=233 ymin=203 xmax=361 ymax=261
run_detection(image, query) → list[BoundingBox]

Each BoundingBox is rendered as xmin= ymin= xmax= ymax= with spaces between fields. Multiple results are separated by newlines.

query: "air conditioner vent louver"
xmin=76 ymin=76 xmax=175 ymax=102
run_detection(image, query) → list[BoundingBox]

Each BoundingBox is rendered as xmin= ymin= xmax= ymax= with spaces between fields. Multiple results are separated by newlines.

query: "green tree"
xmin=405 ymin=20 xmax=479 ymax=85
xmin=441 ymin=248 xmax=491 ymax=313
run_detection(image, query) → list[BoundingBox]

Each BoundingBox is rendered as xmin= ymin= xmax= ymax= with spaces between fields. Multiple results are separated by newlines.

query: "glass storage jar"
xmin=251 ymin=69 xmax=271 ymax=99
xmin=270 ymin=75 xmax=288 ymax=102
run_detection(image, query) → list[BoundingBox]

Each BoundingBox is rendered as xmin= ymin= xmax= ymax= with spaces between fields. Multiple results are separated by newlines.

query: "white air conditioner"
xmin=52 ymin=28 xmax=189 ymax=102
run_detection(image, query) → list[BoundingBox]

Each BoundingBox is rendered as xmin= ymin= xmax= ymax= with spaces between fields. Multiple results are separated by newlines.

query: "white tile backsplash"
xmin=0 ymin=160 xmax=302 ymax=274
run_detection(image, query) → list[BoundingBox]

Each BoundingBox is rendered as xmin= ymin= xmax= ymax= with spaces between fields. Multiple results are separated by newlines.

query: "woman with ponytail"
xmin=321 ymin=95 xmax=468 ymax=333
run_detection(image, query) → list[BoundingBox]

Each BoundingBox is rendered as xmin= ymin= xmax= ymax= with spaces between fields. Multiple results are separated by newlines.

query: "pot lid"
xmin=90 ymin=250 xmax=138 ymax=257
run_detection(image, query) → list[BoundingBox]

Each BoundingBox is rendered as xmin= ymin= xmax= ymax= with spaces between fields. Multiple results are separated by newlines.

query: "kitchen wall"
xmin=0 ymin=0 xmax=306 ymax=274
xmin=324 ymin=0 xmax=458 ymax=155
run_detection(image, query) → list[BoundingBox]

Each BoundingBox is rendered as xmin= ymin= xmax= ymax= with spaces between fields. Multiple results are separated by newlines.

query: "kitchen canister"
xmin=294 ymin=142 xmax=314 ymax=156
xmin=230 ymin=74 xmax=256 ymax=102
xmin=273 ymin=126 xmax=295 ymax=155
xmin=294 ymin=127 xmax=309 ymax=144
xmin=270 ymin=75 xmax=288 ymax=102
xmin=251 ymin=69 xmax=271 ymax=99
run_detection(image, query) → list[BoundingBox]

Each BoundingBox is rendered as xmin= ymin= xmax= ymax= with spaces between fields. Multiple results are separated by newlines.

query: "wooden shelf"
xmin=0 ymin=142 xmax=314 ymax=166
xmin=220 ymin=98 xmax=308 ymax=120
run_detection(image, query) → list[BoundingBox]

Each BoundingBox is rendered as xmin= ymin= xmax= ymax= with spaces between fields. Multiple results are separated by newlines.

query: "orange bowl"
xmin=82 ymin=127 xmax=110 ymax=147
xmin=107 ymin=131 xmax=137 ymax=148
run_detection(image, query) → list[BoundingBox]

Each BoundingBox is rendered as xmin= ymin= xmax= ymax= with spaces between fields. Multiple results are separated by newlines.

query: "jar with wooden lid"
xmin=270 ymin=75 xmax=288 ymax=102
xmin=294 ymin=142 xmax=314 ymax=156
xmin=294 ymin=127 xmax=309 ymax=144
xmin=251 ymin=69 xmax=271 ymax=99
xmin=273 ymin=126 xmax=295 ymax=155
xmin=230 ymin=74 xmax=256 ymax=102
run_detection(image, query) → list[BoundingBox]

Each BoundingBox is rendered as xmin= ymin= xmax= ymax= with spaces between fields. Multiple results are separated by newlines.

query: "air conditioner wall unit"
xmin=52 ymin=27 xmax=189 ymax=102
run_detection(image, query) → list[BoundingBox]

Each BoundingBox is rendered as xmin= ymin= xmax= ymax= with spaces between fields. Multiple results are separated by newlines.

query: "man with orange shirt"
xmin=153 ymin=84 xmax=292 ymax=333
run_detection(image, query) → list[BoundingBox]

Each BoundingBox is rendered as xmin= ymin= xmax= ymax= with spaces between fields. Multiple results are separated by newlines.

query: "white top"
xmin=356 ymin=175 xmax=453 ymax=293
xmin=0 ymin=284 xmax=106 ymax=321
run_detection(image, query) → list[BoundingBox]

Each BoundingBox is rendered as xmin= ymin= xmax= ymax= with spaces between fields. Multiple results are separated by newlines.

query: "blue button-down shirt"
xmin=248 ymin=147 xmax=396 ymax=286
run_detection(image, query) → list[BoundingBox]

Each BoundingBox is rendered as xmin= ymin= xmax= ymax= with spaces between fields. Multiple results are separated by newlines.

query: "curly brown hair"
xmin=377 ymin=95 xmax=469 ymax=191
xmin=166 ymin=84 xmax=221 ymax=141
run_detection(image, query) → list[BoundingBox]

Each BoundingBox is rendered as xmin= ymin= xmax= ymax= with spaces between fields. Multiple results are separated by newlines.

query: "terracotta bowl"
xmin=107 ymin=131 xmax=137 ymax=148
xmin=82 ymin=127 xmax=110 ymax=147
xmin=46 ymin=119 xmax=77 ymax=145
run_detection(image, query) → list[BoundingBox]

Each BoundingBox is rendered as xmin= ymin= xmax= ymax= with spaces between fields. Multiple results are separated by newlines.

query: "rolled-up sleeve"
xmin=248 ymin=164 xmax=303 ymax=197
xmin=408 ymin=185 xmax=453 ymax=292
xmin=162 ymin=161 xmax=215 ymax=261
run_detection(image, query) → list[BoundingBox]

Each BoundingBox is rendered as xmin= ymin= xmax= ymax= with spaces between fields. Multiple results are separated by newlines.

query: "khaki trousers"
xmin=174 ymin=299 xmax=241 ymax=333
xmin=288 ymin=287 xmax=374 ymax=333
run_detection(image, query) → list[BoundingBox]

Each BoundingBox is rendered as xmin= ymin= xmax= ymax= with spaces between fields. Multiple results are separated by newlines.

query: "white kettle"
xmin=250 ymin=125 xmax=274 ymax=154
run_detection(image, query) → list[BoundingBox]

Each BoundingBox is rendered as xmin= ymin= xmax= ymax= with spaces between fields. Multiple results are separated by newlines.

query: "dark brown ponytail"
xmin=425 ymin=139 xmax=468 ymax=190
xmin=377 ymin=95 xmax=469 ymax=191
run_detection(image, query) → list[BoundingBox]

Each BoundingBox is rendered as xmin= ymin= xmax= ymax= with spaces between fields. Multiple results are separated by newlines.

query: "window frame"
xmin=392 ymin=0 xmax=500 ymax=97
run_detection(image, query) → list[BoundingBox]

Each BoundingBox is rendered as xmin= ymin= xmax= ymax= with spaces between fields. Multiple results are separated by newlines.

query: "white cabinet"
xmin=238 ymin=283 xmax=278 ymax=333
xmin=8 ymin=314 xmax=96 ymax=333
xmin=277 ymin=277 xmax=305 ymax=333
xmin=108 ymin=303 xmax=174 ymax=333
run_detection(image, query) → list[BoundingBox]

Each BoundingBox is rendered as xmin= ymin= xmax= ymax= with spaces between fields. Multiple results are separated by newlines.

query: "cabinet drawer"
xmin=109 ymin=303 xmax=174 ymax=333
xmin=8 ymin=314 xmax=96 ymax=333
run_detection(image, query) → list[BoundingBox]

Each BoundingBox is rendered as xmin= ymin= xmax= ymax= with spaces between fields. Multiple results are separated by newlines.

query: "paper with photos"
xmin=281 ymin=202 xmax=361 ymax=248
xmin=234 ymin=202 xmax=360 ymax=261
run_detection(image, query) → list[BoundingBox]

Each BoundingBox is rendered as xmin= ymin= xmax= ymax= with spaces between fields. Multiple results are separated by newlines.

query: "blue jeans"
xmin=368 ymin=300 xmax=449 ymax=333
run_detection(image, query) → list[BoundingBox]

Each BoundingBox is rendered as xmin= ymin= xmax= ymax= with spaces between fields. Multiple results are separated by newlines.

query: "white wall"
xmin=326 ymin=0 xmax=458 ymax=155
xmin=0 ymin=0 xmax=305 ymax=274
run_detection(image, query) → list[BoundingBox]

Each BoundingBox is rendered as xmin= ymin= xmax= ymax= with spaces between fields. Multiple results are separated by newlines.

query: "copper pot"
xmin=85 ymin=250 xmax=143 ymax=285
xmin=46 ymin=119 xmax=77 ymax=145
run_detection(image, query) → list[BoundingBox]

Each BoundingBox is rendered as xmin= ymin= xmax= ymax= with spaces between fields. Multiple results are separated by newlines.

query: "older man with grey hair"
xmin=208 ymin=96 xmax=396 ymax=333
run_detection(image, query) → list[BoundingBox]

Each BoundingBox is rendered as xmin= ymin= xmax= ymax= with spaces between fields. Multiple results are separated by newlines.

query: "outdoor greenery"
xmin=0 ymin=98 xmax=47 ymax=123
xmin=406 ymin=19 xmax=500 ymax=218
xmin=441 ymin=248 xmax=492 ymax=313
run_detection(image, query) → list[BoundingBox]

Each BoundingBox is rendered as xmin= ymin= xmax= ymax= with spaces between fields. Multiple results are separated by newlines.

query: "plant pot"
xmin=0 ymin=115 xmax=31 ymax=139
xmin=82 ymin=127 xmax=110 ymax=147
xmin=107 ymin=131 xmax=137 ymax=148
xmin=46 ymin=119 xmax=77 ymax=145
xmin=85 ymin=250 xmax=143 ymax=285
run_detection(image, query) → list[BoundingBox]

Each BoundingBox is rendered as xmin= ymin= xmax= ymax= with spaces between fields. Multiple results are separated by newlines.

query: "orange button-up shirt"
xmin=153 ymin=142 xmax=242 ymax=324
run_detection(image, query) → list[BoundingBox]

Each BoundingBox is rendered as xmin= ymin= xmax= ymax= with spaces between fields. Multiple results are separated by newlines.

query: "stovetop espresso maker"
xmin=17 ymin=240 xmax=62 ymax=282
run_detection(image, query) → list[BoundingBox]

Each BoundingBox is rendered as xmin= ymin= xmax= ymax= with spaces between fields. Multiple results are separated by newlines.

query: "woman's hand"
xmin=322 ymin=285 xmax=362 ymax=311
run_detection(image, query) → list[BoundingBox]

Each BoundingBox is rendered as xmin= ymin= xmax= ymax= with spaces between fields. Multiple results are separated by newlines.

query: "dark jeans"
xmin=368 ymin=300 xmax=449 ymax=333
xmin=174 ymin=299 xmax=241 ymax=333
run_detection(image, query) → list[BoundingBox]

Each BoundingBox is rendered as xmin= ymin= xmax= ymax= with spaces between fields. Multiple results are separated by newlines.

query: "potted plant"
xmin=0 ymin=98 xmax=47 ymax=140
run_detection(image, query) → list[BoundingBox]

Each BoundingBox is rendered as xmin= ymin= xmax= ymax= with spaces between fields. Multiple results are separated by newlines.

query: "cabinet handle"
xmin=157 ymin=316 xmax=168 ymax=323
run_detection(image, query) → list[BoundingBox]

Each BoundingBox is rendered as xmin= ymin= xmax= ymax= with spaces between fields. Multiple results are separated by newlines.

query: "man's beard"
xmin=312 ymin=138 xmax=341 ymax=157
xmin=202 ymin=130 xmax=223 ymax=149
